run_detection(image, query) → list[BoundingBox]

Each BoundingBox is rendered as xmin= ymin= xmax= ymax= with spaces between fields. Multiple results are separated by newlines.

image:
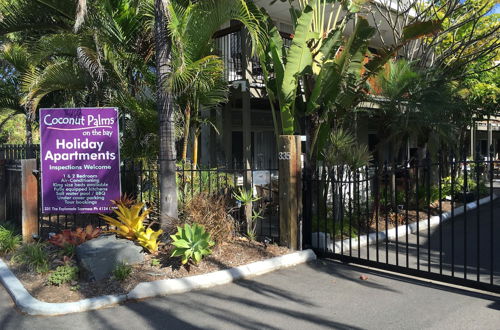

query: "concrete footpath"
xmin=0 ymin=260 xmax=498 ymax=330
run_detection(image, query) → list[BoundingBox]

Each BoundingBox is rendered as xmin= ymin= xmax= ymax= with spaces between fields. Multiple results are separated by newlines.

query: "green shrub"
xmin=112 ymin=263 xmax=132 ymax=281
xmin=47 ymin=265 xmax=79 ymax=286
xmin=150 ymin=258 xmax=161 ymax=267
xmin=441 ymin=176 xmax=488 ymax=199
xmin=170 ymin=223 xmax=214 ymax=265
xmin=12 ymin=243 xmax=50 ymax=273
xmin=0 ymin=225 xmax=22 ymax=254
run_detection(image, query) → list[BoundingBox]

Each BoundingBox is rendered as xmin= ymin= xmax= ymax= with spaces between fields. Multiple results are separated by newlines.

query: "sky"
xmin=490 ymin=4 xmax=500 ymax=15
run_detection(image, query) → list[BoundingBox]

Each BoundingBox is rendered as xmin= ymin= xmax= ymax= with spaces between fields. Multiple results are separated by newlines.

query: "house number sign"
xmin=278 ymin=152 xmax=291 ymax=160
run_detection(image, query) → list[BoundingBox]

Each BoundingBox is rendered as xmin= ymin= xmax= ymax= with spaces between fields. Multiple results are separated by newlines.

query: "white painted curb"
xmin=0 ymin=249 xmax=316 ymax=316
xmin=324 ymin=194 xmax=498 ymax=253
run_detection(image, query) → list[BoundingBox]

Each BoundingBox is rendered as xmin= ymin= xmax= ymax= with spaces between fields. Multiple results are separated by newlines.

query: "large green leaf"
xmin=280 ymin=5 xmax=315 ymax=134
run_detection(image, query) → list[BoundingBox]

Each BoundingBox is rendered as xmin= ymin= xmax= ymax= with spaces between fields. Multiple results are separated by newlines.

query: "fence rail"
xmin=305 ymin=155 xmax=500 ymax=293
xmin=0 ymin=144 xmax=39 ymax=160
xmin=36 ymin=161 xmax=280 ymax=243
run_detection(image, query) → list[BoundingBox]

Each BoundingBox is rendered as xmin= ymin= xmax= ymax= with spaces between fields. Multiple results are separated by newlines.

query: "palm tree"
xmin=154 ymin=0 xmax=264 ymax=222
xmin=167 ymin=1 xmax=229 ymax=165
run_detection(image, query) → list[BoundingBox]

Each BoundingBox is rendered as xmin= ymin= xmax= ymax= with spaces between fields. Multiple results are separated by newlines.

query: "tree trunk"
xmin=192 ymin=128 xmax=199 ymax=168
xmin=25 ymin=114 xmax=33 ymax=145
xmin=181 ymin=104 xmax=191 ymax=162
xmin=154 ymin=0 xmax=178 ymax=224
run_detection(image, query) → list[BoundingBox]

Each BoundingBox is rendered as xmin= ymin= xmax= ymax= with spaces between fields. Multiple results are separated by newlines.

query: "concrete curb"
xmin=331 ymin=194 xmax=499 ymax=253
xmin=0 ymin=249 xmax=316 ymax=316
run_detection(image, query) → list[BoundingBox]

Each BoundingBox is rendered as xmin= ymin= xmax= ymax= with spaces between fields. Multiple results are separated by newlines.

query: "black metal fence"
xmin=4 ymin=160 xmax=22 ymax=225
xmin=0 ymin=144 xmax=39 ymax=160
xmin=304 ymin=154 xmax=500 ymax=292
xmin=37 ymin=160 xmax=280 ymax=242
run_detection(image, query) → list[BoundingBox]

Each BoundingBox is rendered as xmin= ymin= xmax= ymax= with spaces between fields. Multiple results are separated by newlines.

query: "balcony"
xmin=213 ymin=24 xmax=292 ymax=93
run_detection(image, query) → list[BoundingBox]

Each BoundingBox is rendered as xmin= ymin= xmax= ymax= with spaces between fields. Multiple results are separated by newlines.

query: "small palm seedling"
xmin=170 ymin=223 xmax=214 ymax=265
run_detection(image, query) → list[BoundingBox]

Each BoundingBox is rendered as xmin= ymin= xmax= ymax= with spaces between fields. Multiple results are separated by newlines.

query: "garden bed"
xmin=3 ymin=237 xmax=289 ymax=303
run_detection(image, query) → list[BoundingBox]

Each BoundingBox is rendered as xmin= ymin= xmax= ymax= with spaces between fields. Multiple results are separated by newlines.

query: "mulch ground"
xmin=5 ymin=238 xmax=290 ymax=303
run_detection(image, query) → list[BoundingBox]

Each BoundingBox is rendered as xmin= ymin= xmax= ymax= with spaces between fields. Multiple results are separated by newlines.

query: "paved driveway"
xmin=1 ymin=260 xmax=499 ymax=330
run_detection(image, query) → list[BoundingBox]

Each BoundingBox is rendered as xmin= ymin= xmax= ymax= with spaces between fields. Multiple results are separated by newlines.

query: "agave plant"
xmin=170 ymin=223 xmax=214 ymax=265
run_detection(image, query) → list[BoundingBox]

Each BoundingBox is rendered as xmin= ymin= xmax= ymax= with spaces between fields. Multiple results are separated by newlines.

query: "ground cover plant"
xmin=47 ymin=265 xmax=79 ymax=286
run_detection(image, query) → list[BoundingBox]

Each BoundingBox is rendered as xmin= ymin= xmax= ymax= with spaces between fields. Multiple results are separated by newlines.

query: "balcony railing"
xmin=214 ymin=25 xmax=292 ymax=88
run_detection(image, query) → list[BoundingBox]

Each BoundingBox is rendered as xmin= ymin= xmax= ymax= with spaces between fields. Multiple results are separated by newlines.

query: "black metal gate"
xmin=303 ymin=154 xmax=500 ymax=293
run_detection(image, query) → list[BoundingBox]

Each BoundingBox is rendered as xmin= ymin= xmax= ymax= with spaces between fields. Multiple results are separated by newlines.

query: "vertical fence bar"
xmin=416 ymin=163 xmax=420 ymax=270
xmin=426 ymin=153 xmax=431 ymax=273
xmin=393 ymin=159 xmax=399 ymax=266
xmin=405 ymin=157 xmax=410 ymax=268
xmin=438 ymin=151 xmax=443 ymax=275
xmin=463 ymin=151 xmax=468 ymax=280
xmin=476 ymin=147 xmax=481 ymax=282
xmin=384 ymin=161 xmax=389 ymax=264
xmin=365 ymin=166 xmax=370 ymax=261
xmin=451 ymin=153 xmax=456 ymax=277
xmin=489 ymin=145 xmax=494 ymax=285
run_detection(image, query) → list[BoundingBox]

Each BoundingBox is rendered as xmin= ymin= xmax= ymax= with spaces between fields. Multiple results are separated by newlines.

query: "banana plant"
xmin=257 ymin=0 xmax=442 ymax=160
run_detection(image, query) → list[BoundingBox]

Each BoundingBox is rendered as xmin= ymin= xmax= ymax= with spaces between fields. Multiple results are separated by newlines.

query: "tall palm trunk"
xmin=192 ymin=123 xmax=201 ymax=168
xmin=25 ymin=114 xmax=32 ymax=145
xmin=181 ymin=104 xmax=191 ymax=162
xmin=154 ymin=0 xmax=178 ymax=224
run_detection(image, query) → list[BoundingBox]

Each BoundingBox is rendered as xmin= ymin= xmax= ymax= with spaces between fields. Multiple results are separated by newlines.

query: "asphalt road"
xmin=349 ymin=197 xmax=500 ymax=285
xmin=1 ymin=260 xmax=499 ymax=330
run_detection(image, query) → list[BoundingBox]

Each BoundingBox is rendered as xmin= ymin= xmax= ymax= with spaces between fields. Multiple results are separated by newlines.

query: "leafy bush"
xmin=47 ymin=265 xmax=79 ymax=286
xmin=441 ymin=176 xmax=488 ymax=199
xmin=170 ymin=224 xmax=214 ymax=265
xmin=183 ymin=193 xmax=235 ymax=243
xmin=12 ymin=243 xmax=50 ymax=273
xmin=112 ymin=263 xmax=132 ymax=281
xmin=48 ymin=225 xmax=101 ymax=248
xmin=100 ymin=199 xmax=163 ymax=253
xmin=0 ymin=225 xmax=22 ymax=254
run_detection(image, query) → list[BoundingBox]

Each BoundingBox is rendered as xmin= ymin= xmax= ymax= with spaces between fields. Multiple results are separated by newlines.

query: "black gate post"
xmin=302 ymin=162 xmax=312 ymax=249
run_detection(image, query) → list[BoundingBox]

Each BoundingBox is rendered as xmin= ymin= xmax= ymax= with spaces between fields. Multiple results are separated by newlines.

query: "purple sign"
xmin=40 ymin=108 xmax=121 ymax=214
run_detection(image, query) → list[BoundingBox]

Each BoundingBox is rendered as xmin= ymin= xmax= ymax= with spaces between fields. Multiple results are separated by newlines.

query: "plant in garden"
xmin=48 ymin=225 xmax=101 ymax=248
xmin=170 ymin=223 xmax=214 ymax=265
xmin=150 ymin=258 xmax=161 ymax=267
xmin=257 ymin=0 xmax=441 ymax=160
xmin=247 ymin=209 xmax=264 ymax=241
xmin=100 ymin=200 xmax=163 ymax=253
xmin=12 ymin=243 xmax=50 ymax=273
xmin=0 ymin=225 xmax=22 ymax=254
xmin=233 ymin=188 xmax=261 ymax=237
xmin=47 ymin=265 xmax=78 ymax=286
xmin=183 ymin=193 xmax=235 ymax=243
xmin=112 ymin=263 xmax=132 ymax=281
xmin=232 ymin=188 xmax=260 ymax=206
